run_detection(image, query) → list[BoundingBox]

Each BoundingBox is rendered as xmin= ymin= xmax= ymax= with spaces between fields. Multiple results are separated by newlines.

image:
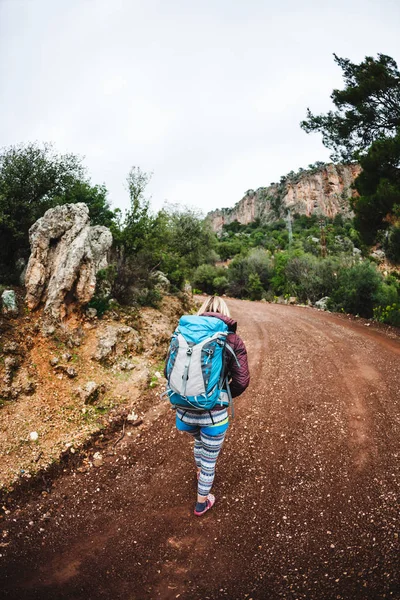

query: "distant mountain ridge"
xmin=207 ymin=163 xmax=361 ymax=232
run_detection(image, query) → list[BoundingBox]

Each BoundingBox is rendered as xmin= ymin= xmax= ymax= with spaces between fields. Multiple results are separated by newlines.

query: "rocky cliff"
xmin=208 ymin=163 xmax=361 ymax=232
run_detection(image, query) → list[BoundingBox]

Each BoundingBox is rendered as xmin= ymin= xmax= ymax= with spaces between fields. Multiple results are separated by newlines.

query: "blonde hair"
xmin=197 ymin=296 xmax=230 ymax=317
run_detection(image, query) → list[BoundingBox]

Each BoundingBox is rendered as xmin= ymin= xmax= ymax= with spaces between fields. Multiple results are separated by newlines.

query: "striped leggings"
xmin=176 ymin=408 xmax=229 ymax=497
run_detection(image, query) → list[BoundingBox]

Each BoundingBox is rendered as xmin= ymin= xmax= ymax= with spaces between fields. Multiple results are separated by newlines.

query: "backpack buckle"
xmin=186 ymin=347 xmax=193 ymax=356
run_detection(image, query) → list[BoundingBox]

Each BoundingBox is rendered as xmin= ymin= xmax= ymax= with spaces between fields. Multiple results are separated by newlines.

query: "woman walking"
xmin=168 ymin=296 xmax=250 ymax=516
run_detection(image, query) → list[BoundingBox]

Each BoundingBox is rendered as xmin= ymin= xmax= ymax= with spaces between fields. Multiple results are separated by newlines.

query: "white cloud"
xmin=0 ymin=0 xmax=399 ymax=214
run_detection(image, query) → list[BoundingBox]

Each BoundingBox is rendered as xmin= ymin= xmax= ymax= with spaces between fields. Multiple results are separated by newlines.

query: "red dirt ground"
xmin=1 ymin=299 xmax=399 ymax=600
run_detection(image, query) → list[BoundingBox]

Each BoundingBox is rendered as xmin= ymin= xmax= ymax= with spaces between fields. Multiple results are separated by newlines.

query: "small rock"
xmin=77 ymin=381 xmax=105 ymax=404
xmin=2 ymin=342 xmax=20 ymax=355
xmin=92 ymin=452 xmax=103 ymax=467
xmin=4 ymin=356 xmax=20 ymax=384
xmin=22 ymin=381 xmax=36 ymax=396
xmin=93 ymin=327 xmax=118 ymax=362
xmin=29 ymin=432 xmax=39 ymax=441
xmin=4 ymin=356 xmax=20 ymax=372
xmin=371 ymin=249 xmax=385 ymax=261
xmin=66 ymin=367 xmax=77 ymax=379
xmin=120 ymin=360 xmax=136 ymax=371
xmin=41 ymin=323 xmax=55 ymax=337
xmin=1 ymin=290 xmax=18 ymax=316
xmin=25 ymin=336 xmax=35 ymax=350
xmin=86 ymin=307 xmax=97 ymax=319
xmin=61 ymin=353 xmax=72 ymax=362
xmin=0 ymin=385 xmax=12 ymax=400
xmin=118 ymin=326 xmax=133 ymax=335
xmin=315 ymin=297 xmax=330 ymax=311
xmin=66 ymin=328 xmax=84 ymax=348
xmin=49 ymin=357 xmax=59 ymax=367
xmin=54 ymin=364 xmax=77 ymax=378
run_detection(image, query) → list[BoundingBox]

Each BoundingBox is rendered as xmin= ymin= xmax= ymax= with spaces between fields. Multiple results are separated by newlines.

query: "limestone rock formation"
xmin=25 ymin=203 xmax=113 ymax=320
xmin=207 ymin=163 xmax=362 ymax=232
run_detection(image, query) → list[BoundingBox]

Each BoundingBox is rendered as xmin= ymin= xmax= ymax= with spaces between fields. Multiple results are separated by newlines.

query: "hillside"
xmin=0 ymin=292 xmax=189 ymax=493
xmin=207 ymin=163 xmax=361 ymax=232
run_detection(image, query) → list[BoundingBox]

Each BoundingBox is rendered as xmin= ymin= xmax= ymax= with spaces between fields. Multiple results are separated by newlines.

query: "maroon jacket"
xmin=201 ymin=312 xmax=250 ymax=398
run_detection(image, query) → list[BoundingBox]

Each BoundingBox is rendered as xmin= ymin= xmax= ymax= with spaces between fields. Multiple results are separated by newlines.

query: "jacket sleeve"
xmin=226 ymin=334 xmax=250 ymax=398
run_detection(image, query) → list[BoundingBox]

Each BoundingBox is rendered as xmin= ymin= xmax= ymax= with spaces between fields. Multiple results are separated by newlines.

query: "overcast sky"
xmin=1 ymin=0 xmax=399 ymax=215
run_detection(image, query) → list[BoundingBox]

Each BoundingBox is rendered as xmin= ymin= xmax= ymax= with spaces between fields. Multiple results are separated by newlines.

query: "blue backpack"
xmin=164 ymin=315 xmax=238 ymax=412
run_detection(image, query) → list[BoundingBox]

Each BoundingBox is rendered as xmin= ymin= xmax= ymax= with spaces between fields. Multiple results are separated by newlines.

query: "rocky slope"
xmin=208 ymin=163 xmax=361 ymax=232
xmin=0 ymin=293 xmax=190 ymax=492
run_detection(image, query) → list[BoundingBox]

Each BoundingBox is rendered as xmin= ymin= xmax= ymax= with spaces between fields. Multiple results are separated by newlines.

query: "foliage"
xmin=227 ymin=249 xmax=273 ymax=299
xmin=301 ymin=54 xmax=400 ymax=162
xmin=2 ymin=142 xmax=399 ymax=321
xmin=385 ymin=226 xmax=400 ymax=262
xmin=62 ymin=181 xmax=117 ymax=228
xmin=192 ymin=264 xmax=226 ymax=295
xmin=121 ymin=166 xmax=154 ymax=255
xmin=164 ymin=205 xmax=218 ymax=269
xmin=86 ymin=266 xmax=116 ymax=317
xmin=351 ymin=134 xmax=400 ymax=254
xmin=247 ymin=273 xmax=264 ymax=300
xmin=301 ymin=53 xmax=400 ymax=261
xmin=373 ymin=303 xmax=400 ymax=326
xmin=328 ymin=261 xmax=383 ymax=318
xmin=113 ymin=181 xmax=220 ymax=305
xmin=0 ymin=142 xmax=116 ymax=282
xmin=283 ymin=254 xmax=341 ymax=303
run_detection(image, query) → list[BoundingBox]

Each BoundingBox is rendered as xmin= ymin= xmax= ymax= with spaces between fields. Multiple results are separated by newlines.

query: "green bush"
xmin=385 ymin=226 xmax=400 ymax=263
xmin=213 ymin=275 xmax=229 ymax=295
xmin=248 ymin=273 xmax=264 ymax=300
xmin=373 ymin=303 xmax=400 ymax=326
xmin=227 ymin=249 xmax=272 ymax=298
xmin=136 ymin=287 xmax=162 ymax=308
xmin=192 ymin=264 xmax=221 ymax=294
xmin=329 ymin=261 xmax=382 ymax=318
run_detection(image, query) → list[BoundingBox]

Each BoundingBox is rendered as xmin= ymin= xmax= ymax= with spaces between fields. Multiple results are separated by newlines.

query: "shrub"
xmin=248 ymin=273 xmax=264 ymax=300
xmin=373 ymin=304 xmax=400 ymax=326
xmin=385 ymin=226 xmax=400 ymax=263
xmin=213 ymin=275 xmax=229 ymax=295
xmin=227 ymin=249 xmax=272 ymax=298
xmin=192 ymin=264 xmax=221 ymax=294
xmin=329 ymin=261 xmax=382 ymax=318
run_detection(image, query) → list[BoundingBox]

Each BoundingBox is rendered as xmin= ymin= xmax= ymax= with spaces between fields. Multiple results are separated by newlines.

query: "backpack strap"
xmin=216 ymin=337 xmax=239 ymax=419
xmin=224 ymin=342 xmax=240 ymax=367
xmin=225 ymin=378 xmax=234 ymax=419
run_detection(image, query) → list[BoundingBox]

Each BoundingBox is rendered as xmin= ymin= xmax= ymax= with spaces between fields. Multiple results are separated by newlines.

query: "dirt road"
xmin=1 ymin=300 xmax=399 ymax=600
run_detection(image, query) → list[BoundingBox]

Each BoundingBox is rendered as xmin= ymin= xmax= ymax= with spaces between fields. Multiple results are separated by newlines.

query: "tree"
xmin=301 ymin=54 xmax=400 ymax=162
xmin=0 ymin=142 xmax=101 ymax=281
xmin=301 ymin=54 xmax=400 ymax=260
xmin=166 ymin=206 xmax=218 ymax=269
xmin=62 ymin=181 xmax=116 ymax=228
xmin=330 ymin=261 xmax=382 ymax=318
xmin=351 ymin=133 xmax=400 ymax=251
xmin=122 ymin=166 xmax=153 ymax=254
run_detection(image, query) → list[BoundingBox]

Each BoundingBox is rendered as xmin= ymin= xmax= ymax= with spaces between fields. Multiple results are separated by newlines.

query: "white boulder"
xmin=25 ymin=203 xmax=112 ymax=320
